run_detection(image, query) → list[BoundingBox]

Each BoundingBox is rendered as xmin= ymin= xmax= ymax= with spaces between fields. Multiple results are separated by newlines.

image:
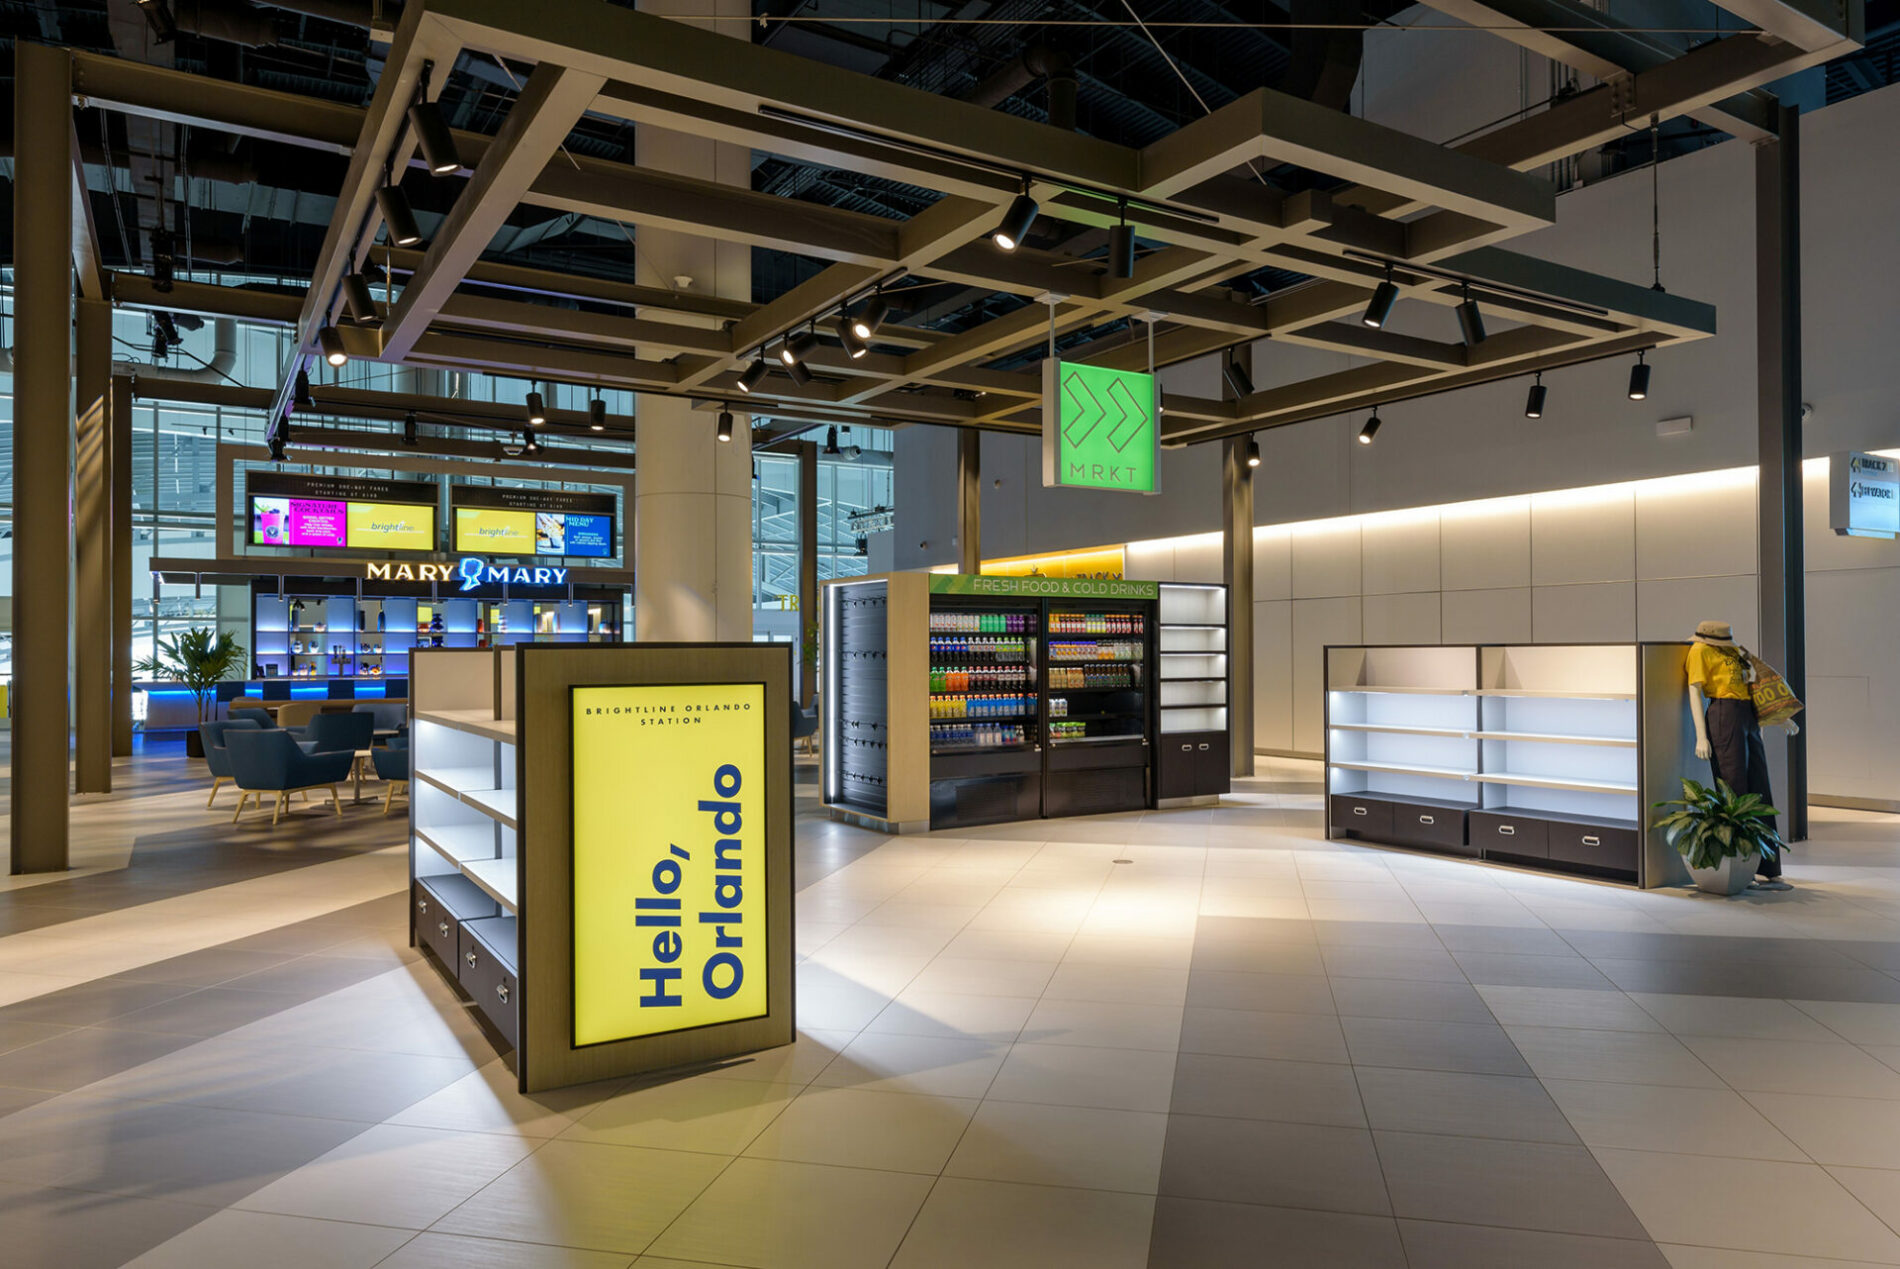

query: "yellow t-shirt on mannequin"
xmin=1686 ymin=643 xmax=1751 ymax=701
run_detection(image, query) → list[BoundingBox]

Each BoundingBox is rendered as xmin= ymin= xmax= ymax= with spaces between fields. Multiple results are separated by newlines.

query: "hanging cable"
xmin=1650 ymin=114 xmax=1664 ymax=293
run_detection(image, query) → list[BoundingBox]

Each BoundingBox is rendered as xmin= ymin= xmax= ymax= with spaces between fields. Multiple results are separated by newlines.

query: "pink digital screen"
xmin=251 ymin=496 xmax=348 ymax=548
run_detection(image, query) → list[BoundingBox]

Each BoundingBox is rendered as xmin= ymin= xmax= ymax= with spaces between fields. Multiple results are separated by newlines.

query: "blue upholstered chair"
xmin=371 ymin=735 xmax=409 ymax=817
xmin=224 ymin=729 xmax=356 ymax=826
xmin=300 ymin=711 xmax=376 ymax=755
xmin=352 ymin=700 xmax=409 ymax=739
xmin=230 ymin=708 xmax=276 ymax=730
xmin=200 ymin=718 xmax=262 ymax=809
xmin=792 ymin=705 xmax=819 ymax=755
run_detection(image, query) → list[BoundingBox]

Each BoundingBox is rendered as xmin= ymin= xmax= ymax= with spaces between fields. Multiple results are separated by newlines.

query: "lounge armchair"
xmin=229 ymin=708 xmax=276 ymax=729
xmin=224 ymin=729 xmax=356 ymax=826
xmin=200 ymin=718 xmax=262 ymax=808
xmin=301 ymin=711 xmax=376 ymax=755
xmin=371 ymin=736 xmax=409 ymax=817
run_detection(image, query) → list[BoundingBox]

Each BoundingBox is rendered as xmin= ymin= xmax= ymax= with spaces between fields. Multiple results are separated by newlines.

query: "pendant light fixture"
xmin=1455 ymin=282 xmax=1486 ymax=346
xmin=852 ymin=291 xmax=890 ymax=340
xmin=823 ymin=425 xmax=841 ymax=456
xmin=780 ymin=327 xmax=818 ymax=367
xmin=589 ymin=398 xmax=606 ymax=431
xmin=785 ymin=357 xmax=813 ymax=387
xmin=408 ymin=99 xmax=462 ymax=176
xmin=340 ymin=272 xmax=379 ymax=325
xmin=1628 ymin=351 xmax=1651 ymax=401
xmin=375 ymin=183 xmax=423 ymax=248
xmin=1108 ymin=202 xmax=1135 ymax=280
xmin=292 ymin=369 xmax=315 ymax=410
xmin=717 ymin=408 xmax=735 ymax=443
xmin=402 ymin=410 xmax=419 ymax=446
xmin=1524 ymin=372 xmax=1547 ymax=419
xmin=1358 ymin=413 xmax=1382 ymax=445
xmin=525 ymin=389 xmax=547 ymax=426
xmin=992 ymin=176 xmax=1038 ymax=252
xmin=522 ymin=427 xmax=539 ymax=455
xmin=836 ymin=313 xmax=868 ymax=359
xmin=1362 ymin=264 xmax=1398 ymax=329
xmin=737 ymin=356 xmax=771 ymax=394
xmin=268 ymin=432 xmax=286 ymax=463
xmin=1245 ymin=437 xmax=1261 ymax=469
xmin=317 ymin=324 xmax=348 ymax=368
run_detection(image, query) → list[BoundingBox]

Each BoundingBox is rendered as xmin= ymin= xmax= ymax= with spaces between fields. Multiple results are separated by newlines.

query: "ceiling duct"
xmin=1278 ymin=0 xmax=1387 ymax=112
xmin=967 ymin=43 xmax=1078 ymax=131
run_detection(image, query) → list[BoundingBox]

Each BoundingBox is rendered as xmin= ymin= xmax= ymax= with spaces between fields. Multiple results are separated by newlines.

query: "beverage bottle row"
xmin=1049 ymin=697 xmax=1068 ymax=717
xmin=1050 ymin=720 xmax=1088 ymax=740
xmin=1049 ymin=612 xmax=1144 ymax=636
xmin=1050 ymin=665 xmax=1137 ymax=690
xmin=930 ymin=611 xmax=1032 ymax=634
xmin=930 ymin=722 xmax=1025 ymax=748
xmin=929 ymin=692 xmax=1030 ymax=720
xmin=931 ymin=666 xmax=1028 ymax=692
xmin=1049 ymin=640 xmax=1144 ymax=662
xmin=928 ymin=635 xmax=1029 ymax=663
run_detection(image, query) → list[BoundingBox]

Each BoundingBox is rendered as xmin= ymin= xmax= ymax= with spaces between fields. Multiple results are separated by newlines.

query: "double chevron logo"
xmin=1045 ymin=361 xmax=1158 ymax=494
xmin=1061 ymin=373 xmax=1149 ymax=453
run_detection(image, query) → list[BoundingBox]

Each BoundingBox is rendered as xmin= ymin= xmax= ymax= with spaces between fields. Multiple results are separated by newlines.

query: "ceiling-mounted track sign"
xmin=1042 ymin=360 xmax=1159 ymax=494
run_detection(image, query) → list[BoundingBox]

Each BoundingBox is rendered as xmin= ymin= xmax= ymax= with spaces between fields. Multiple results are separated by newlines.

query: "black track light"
xmin=1108 ymin=220 xmax=1135 ymax=281
xmin=992 ymin=179 xmax=1038 ymax=252
xmin=785 ymin=358 xmax=813 ymax=387
xmin=522 ymin=427 xmax=539 ymax=455
xmin=340 ymin=272 xmax=379 ymax=325
xmin=781 ymin=329 xmax=819 ymax=366
xmin=1245 ymin=437 xmax=1261 ymax=469
xmin=1525 ymin=373 xmax=1547 ymax=419
xmin=268 ymin=432 xmax=286 ymax=463
xmin=823 ymin=425 xmax=841 ymax=456
xmin=738 ymin=357 xmax=771 ymax=394
xmin=837 ymin=313 xmax=869 ymax=359
xmin=589 ymin=399 xmax=606 ymax=431
xmin=317 ymin=325 xmax=348 ymax=368
xmin=1456 ymin=284 xmax=1487 ymax=346
xmin=525 ymin=391 xmax=546 ymax=426
xmin=1362 ymin=267 xmax=1398 ymax=329
xmin=717 ymin=410 xmax=735 ymax=443
xmin=1628 ymin=351 xmax=1651 ymax=401
xmin=279 ymin=414 xmax=294 ymax=445
xmin=403 ymin=410 xmax=419 ymax=446
xmin=150 ymin=230 xmax=176 ymax=293
xmin=375 ymin=184 xmax=423 ymax=247
xmin=1221 ymin=353 xmax=1254 ymax=400
xmin=293 ymin=369 xmax=315 ymax=410
xmin=1358 ymin=414 xmax=1382 ymax=445
xmin=407 ymin=100 xmax=462 ymax=175
xmin=152 ymin=330 xmax=170 ymax=361
xmin=852 ymin=294 xmax=890 ymax=341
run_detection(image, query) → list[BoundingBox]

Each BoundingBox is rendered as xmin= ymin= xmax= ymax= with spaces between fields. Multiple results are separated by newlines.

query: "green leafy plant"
xmin=1654 ymin=777 xmax=1786 ymax=871
xmin=135 ymin=627 xmax=246 ymax=724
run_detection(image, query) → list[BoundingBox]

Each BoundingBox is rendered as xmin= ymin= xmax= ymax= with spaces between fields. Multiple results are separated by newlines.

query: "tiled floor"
xmin=6 ymin=748 xmax=1900 ymax=1266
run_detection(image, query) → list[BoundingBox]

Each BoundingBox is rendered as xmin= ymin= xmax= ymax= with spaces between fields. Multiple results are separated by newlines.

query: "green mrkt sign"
xmin=1042 ymin=360 xmax=1159 ymax=494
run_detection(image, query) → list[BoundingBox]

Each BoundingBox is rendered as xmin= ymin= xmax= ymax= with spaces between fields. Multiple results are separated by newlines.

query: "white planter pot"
xmin=1687 ymin=852 xmax=1762 ymax=896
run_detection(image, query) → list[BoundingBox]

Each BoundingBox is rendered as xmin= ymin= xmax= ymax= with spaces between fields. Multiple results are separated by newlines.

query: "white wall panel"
xmin=1362 ymin=514 xmax=1442 ymax=596
xmin=1530 ymin=489 xmax=1637 ymax=585
xmin=1363 ymin=592 xmax=1441 ymax=644
xmin=1634 ymin=474 xmax=1757 ymax=580
xmin=1126 ymin=540 xmax=1176 ymax=582
xmin=1291 ymin=598 xmax=1362 ymax=753
xmin=1253 ymin=600 xmax=1293 ymax=752
xmin=1174 ymin=535 xmax=1224 ymax=583
xmin=1531 ymin=582 xmax=1636 ymax=643
xmin=1441 ymin=587 xmax=1533 ymax=644
xmin=1806 ymin=675 xmax=1875 ymax=788
xmin=1254 ymin=530 xmax=1292 ymax=601
xmin=1291 ymin=524 xmax=1362 ymax=599
xmin=1635 ymin=576 xmax=1760 ymax=647
xmin=1441 ymin=498 xmax=1531 ymax=591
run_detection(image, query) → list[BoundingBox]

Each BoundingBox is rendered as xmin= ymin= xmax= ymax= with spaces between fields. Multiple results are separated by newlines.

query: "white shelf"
xmin=1474 ymin=730 xmax=1637 ymax=748
xmin=415 ymin=768 xmax=518 ymax=828
xmin=1328 ymin=759 xmax=1477 ymax=780
xmin=463 ymin=786 xmax=519 ymax=828
xmin=416 ymin=766 xmax=499 ymax=795
xmin=1329 ymin=722 xmax=1473 ymax=740
xmin=416 ymin=709 xmax=516 ymax=743
xmin=1481 ymin=771 xmax=1638 ymax=795
xmin=1478 ymin=688 xmax=1636 ymax=701
xmin=415 ymin=823 xmax=497 ymax=866
xmin=462 ymin=857 xmax=519 ymax=912
xmin=1330 ymin=685 xmax=1474 ymax=696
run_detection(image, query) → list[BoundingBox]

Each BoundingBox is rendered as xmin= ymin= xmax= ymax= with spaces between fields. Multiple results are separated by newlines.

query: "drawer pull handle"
xmin=417 ymin=899 xmax=428 ymax=911
xmin=438 ymin=921 xmax=450 ymax=939
xmin=1182 ymin=744 xmax=1192 ymax=752
xmin=496 ymin=983 xmax=510 ymax=1005
xmin=1582 ymin=835 xmax=1601 ymax=846
xmin=1198 ymin=743 xmax=1210 ymax=751
xmin=1419 ymin=814 xmax=1435 ymax=825
xmin=1498 ymin=825 xmax=1515 ymax=836
xmin=1352 ymin=806 xmax=1368 ymax=816
xmin=466 ymin=951 xmax=478 ymax=969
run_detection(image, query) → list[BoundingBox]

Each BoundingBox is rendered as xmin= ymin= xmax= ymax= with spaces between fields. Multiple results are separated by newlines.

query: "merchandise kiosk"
xmin=1324 ymin=643 xmax=1700 ymax=888
xmin=409 ymin=642 xmax=795 ymax=1092
xmin=821 ymin=571 xmax=1232 ymax=833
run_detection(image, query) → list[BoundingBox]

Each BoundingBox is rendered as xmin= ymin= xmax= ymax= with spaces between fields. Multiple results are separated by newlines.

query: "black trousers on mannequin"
xmin=1705 ymin=696 xmax=1780 ymax=878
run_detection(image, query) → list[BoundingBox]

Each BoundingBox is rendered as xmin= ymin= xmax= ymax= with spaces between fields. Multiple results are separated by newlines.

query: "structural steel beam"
xmin=1713 ymin=0 xmax=1861 ymax=51
xmin=75 ymin=297 xmax=113 ymax=794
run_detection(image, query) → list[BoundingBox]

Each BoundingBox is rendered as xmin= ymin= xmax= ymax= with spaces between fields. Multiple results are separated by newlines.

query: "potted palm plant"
xmin=1654 ymin=777 xmax=1786 ymax=896
xmin=136 ymin=627 xmax=246 ymax=758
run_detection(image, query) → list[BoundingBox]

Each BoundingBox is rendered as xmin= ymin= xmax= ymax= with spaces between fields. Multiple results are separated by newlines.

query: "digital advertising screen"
xmin=247 ymin=472 xmax=439 ymax=552
xmin=571 ymin=682 xmax=768 ymax=1046
xmin=451 ymin=485 xmax=617 ymax=558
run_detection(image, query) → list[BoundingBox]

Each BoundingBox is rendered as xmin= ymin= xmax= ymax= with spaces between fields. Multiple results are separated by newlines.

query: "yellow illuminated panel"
xmin=455 ymin=507 xmax=536 ymax=554
xmin=347 ymin=502 xmax=435 ymax=550
xmin=982 ymin=546 xmax=1125 ymax=580
xmin=572 ymin=683 xmax=768 ymax=1047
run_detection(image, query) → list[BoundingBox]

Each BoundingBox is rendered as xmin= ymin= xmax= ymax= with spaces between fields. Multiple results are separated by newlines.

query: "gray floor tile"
xmin=1148 ymin=1197 xmax=1406 ymax=1269
xmin=1169 ymin=1052 xmax=1365 ymax=1127
xmin=1340 ymin=1017 xmax=1532 ymax=1076
xmin=108 ymin=988 xmax=301 ymax=1038
xmin=1189 ymin=941 xmax=1326 ymax=976
xmin=1595 ymin=959 xmax=1900 ymax=1003
xmin=1184 ymin=971 xmax=1336 ymax=1015
xmin=219 ymin=955 xmax=401 ymax=997
xmin=1312 ymin=921 xmax=1444 ymax=949
xmin=1397 ymin=1219 xmax=1670 ymax=1269
xmin=1322 ymin=944 xmax=1467 ymax=983
xmin=0 ymin=1026 xmax=201 ymax=1092
xmin=1178 ymin=1008 xmax=1349 ymax=1064
xmin=0 ymin=978 xmax=200 ymax=1028
xmin=0 ymin=1019 xmax=75 ymax=1057
xmin=1453 ymin=951 xmax=1615 ymax=989
xmin=0 ymin=1181 xmax=217 ymax=1269
xmin=1158 ymin=1114 xmax=1389 ymax=1215
xmin=1375 ymin=1130 xmax=1648 ymax=1238
xmin=1826 ymin=939 xmax=1900 ymax=973
xmin=1561 ymin=931 xmax=1855 ymax=967
xmin=1329 ymin=977 xmax=1494 ymax=1024
xmin=1433 ymin=925 xmax=1575 ymax=956
xmin=108 ymin=947 xmax=300 ymax=989
xmin=1354 ymin=1067 xmax=1578 ymax=1143
xmin=1193 ymin=917 xmax=1316 ymax=945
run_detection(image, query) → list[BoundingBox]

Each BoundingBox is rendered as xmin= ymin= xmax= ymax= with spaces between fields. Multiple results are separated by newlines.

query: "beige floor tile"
xmin=811 ymin=1031 xmax=1009 ymax=1098
xmin=388 ymin=1060 xmax=618 ymax=1138
xmin=382 ymin=1233 xmax=633 ymax=1267
xmin=123 ymin=1210 xmax=410 ymax=1269
xmin=946 ymin=1099 xmax=1169 ymax=1193
xmin=233 ymin=1124 xmax=534 ymax=1229
xmin=1061 ymin=933 xmax=1196 ymax=969
xmin=1824 ymin=1164 xmax=1900 ymax=1233
xmin=904 ymin=956 xmax=1059 ymax=997
xmin=1660 ymin=1246 xmax=1897 ymax=1269
xmin=697 ymin=1029 xmax=856 ymax=1087
xmin=742 ymin=1086 xmax=977 ymax=1173
xmin=1790 ymin=1000 xmax=1900 ymax=1046
xmin=432 ymin=1139 xmax=726 ymax=1253
xmin=865 ymin=990 xmax=1037 ymax=1043
xmin=1505 ymin=1025 xmax=1726 ymax=1088
xmin=560 ymin=1076 xmax=792 ymax=1155
xmin=644 ymin=1158 xmax=932 ymax=1269
xmin=889 ymin=1177 xmax=1154 ymax=1269
xmin=1020 ymin=998 xmax=1185 ymax=1051
xmin=1476 ymin=986 xmax=1664 ymax=1032
xmin=1682 ymin=1036 xmax=1900 ymax=1099
xmin=1545 ymin=1079 xmax=1806 ymax=1160
xmin=1746 ymin=1093 xmax=1900 ymax=1168
xmin=936 ymin=929 xmax=1075 ymax=962
xmin=1631 ymin=995 xmax=1843 ymax=1041
xmin=985 ymin=1040 xmax=1179 ymax=1112
xmin=1042 ymin=961 xmax=1190 ymax=1006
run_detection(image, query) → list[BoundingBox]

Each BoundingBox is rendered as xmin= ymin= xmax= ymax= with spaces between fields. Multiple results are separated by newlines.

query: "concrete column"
xmin=74 ymin=299 xmax=112 ymax=793
xmin=796 ymin=440 xmax=818 ymax=706
xmin=12 ymin=42 xmax=74 ymax=872
xmin=111 ymin=375 xmax=135 ymax=756
xmin=957 ymin=429 xmax=981 ymax=574
xmin=1223 ymin=435 xmax=1256 ymax=777
xmin=1755 ymin=105 xmax=1807 ymax=841
xmin=633 ymin=0 xmax=752 ymax=642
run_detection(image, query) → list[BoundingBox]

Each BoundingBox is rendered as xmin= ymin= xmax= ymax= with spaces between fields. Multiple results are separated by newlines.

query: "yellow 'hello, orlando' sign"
xmin=571 ymin=682 xmax=767 ymax=1047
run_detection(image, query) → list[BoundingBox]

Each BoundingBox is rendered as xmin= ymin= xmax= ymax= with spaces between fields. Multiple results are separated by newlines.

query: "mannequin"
xmin=1686 ymin=620 xmax=1798 ymax=889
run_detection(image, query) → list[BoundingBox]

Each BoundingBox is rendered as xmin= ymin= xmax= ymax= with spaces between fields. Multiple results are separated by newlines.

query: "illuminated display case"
xmin=1155 ymin=583 xmax=1232 ymax=804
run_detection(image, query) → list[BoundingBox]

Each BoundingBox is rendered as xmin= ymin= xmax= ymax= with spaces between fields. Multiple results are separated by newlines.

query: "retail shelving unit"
xmin=411 ymin=642 xmax=794 ymax=1092
xmin=1155 ymin=582 xmax=1231 ymax=804
xmin=1042 ymin=597 xmax=1151 ymax=817
xmin=1324 ymin=644 xmax=1699 ymax=887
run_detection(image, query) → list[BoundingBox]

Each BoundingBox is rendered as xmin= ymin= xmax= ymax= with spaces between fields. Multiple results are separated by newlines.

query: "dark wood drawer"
xmin=459 ymin=917 xmax=519 ymax=1049
xmin=1195 ymin=733 xmax=1231 ymax=796
xmin=1158 ymin=738 xmax=1200 ymax=800
xmin=1547 ymin=823 xmax=1640 ymax=874
xmin=1470 ymin=810 xmax=1549 ymax=859
xmin=1389 ymin=801 xmax=1474 ymax=856
xmin=415 ymin=875 xmax=498 ymax=970
xmin=1329 ymin=794 xmax=1393 ymax=841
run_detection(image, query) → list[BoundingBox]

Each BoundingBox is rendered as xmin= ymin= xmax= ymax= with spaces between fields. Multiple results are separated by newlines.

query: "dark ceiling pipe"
xmin=169 ymin=0 xmax=281 ymax=47
xmin=1279 ymin=0 xmax=1372 ymax=112
xmin=967 ymin=43 xmax=1077 ymax=131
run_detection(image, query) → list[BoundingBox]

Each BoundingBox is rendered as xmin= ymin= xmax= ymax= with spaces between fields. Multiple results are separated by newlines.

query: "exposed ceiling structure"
xmin=6 ymin=0 xmax=1874 ymax=450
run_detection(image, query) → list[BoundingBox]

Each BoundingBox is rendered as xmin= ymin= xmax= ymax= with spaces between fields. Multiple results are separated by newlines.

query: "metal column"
xmin=957 ymin=428 xmax=981 ymax=574
xmin=75 ymin=298 xmax=112 ymax=793
xmin=796 ymin=439 xmax=818 ymax=707
xmin=1223 ymin=435 xmax=1256 ymax=777
xmin=1756 ymin=104 xmax=1807 ymax=842
xmin=11 ymin=42 xmax=74 ymax=871
xmin=111 ymin=375 xmax=135 ymax=756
